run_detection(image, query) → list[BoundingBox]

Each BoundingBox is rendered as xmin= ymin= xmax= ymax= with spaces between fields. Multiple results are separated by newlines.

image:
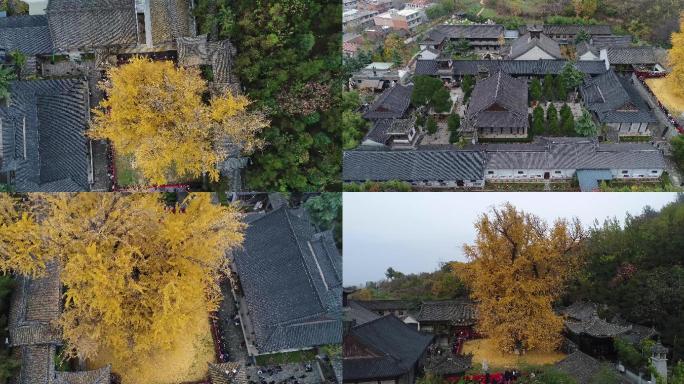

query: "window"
xmin=487 ymin=171 xmax=494 ymax=175
xmin=517 ymin=171 xmax=524 ymax=175
xmin=651 ymin=170 xmax=658 ymax=174
xmin=622 ymin=170 xmax=628 ymax=174
xmin=554 ymin=170 xmax=561 ymax=174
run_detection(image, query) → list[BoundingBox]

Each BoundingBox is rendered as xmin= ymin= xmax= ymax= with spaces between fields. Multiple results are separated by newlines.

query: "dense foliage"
xmin=196 ymin=0 xmax=342 ymax=191
xmin=343 ymin=180 xmax=413 ymax=192
xmin=565 ymin=196 xmax=684 ymax=360
xmin=350 ymin=263 xmax=469 ymax=301
xmin=303 ymin=193 xmax=341 ymax=247
xmin=412 ymin=75 xmax=452 ymax=113
xmin=342 ymin=91 xmax=369 ymax=150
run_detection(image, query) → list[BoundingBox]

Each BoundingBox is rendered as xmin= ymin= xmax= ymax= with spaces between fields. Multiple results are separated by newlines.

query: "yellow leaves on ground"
xmin=88 ymin=57 xmax=268 ymax=185
xmin=26 ymin=193 xmax=244 ymax=379
xmin=463 ymin=338 xmax=566 ymax=369
xmin=0 ymin=194 xmax=47 ymax=277
xmin=667 ymin=13 xmax=684 ymax=99
xmin=89 ymin=295 xmax=216 ymax=384
xmin=646 ymin=77 xmax=684 ymax=116
xmin=463 ymin=203 xmax=585 ymax=354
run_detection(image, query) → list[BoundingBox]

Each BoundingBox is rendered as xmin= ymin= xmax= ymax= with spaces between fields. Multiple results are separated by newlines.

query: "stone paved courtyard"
xmin=245 ymin=363 xmax=324 ymax=384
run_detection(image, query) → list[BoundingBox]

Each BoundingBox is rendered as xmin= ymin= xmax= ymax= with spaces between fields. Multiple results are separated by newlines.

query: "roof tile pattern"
xmin=0 ymin=79 xmax=90 ymax=192
xmin=581 ymin=70 xmax=656 ymax=123
xmin=233 ymin=207 xmax=342 ymax=354
xmin=363 ymin=84 xmax=413 ymax=120
xmin=466 ymin=71 xmax=528 ymax=129
xmin=0 ymin=15 xmax=53 ymax=55
xmin=417 ymin=300 xmax=477 ymax=326
xmin=508 ymin=32 xmax=561 ymax=59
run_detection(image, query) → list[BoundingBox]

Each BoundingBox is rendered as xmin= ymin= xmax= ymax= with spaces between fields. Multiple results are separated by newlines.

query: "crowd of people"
xmin=636 ymin=73 xmax=684 ymax=134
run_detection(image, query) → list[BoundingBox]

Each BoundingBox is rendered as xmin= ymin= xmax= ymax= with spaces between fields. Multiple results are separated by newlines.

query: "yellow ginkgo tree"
xmin=668 ymin=13 xmax=684 ymax=98
xmin=89 ymin=57 xmax=268 ymax=185
xmin=463 ymin=203 xmax=585 ymax=354
xmin=36 ymin=193 xmax=244 ymax=364
xmin=0 ymin=194 xmax=46 ymax=277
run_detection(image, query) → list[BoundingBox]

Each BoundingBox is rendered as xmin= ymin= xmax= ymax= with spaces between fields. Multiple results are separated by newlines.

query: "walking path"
xmin=476 ymin=0 xmax=485 ymax=16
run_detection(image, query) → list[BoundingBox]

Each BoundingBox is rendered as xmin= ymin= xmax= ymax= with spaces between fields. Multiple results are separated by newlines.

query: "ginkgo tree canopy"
xmin=89 ymin=57 xmax=268 ymax=185
xmin=0 ymin=193 xmax=245 ymax=374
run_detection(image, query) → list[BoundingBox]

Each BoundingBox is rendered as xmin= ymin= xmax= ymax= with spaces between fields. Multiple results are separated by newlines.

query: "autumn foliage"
xmin=0 ymin=194 xmax=44 ymax=277
xmin=89 ymin=57 xmax=268 ymax=185
xmin=668 ymin=13 xmax=684 ymax=98
xmin=463 ymin=203 xmax=585 ymax=354
xmin=0 ymin=193 xmax=244 ymax=379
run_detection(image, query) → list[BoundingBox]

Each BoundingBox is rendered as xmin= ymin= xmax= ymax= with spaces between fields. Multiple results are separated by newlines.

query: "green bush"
xmin=426 ymin=117 xmax=438 ymax=134
xmin=448 ymin=113 xmax=461 ymax=131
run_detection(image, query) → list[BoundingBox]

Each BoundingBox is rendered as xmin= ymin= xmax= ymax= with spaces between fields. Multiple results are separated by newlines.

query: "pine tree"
xmin=530 ymin=78 xmax=543 ymax=103
xmin=532 ymin=105 xmax=545 ymax=135
xmin=547 ymin=103 xmax=559 ymax=135
xmin=543 ymin=74 xmax=555 ymax=101
xmin=554 ymin=75 xmax=567 ymax=101
xmin=560 ymin=104 xmax=575 ymax=135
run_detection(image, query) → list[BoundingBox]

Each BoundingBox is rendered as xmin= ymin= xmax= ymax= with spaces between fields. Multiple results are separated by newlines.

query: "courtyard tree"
xmin=461 ymin=75 xmax=475 ymax=102
xmin=575 ymin=110 xmax=598 ymax=137
xmin=543 ymin=74 xmax=555 ymax=101
xmin=412 ymin=75 xmax=451 ymax=113
xmin=426 ymin=116 xmax=438 ymax=134
xmin=448 ymin=113 xmax=461 ymax=132
xmin=38 ymin=193 xmax=245 ymax=369
xmin=0 ymin=194 xmax=45 ymax=277
xmin=554 ymin=75 xmax=567 ymax=101
xmin=0 ymin=64 xmax=15 ymax=101
xmin=560 ymin=63 xmax=584 ymax=95
xmin=532 ymin=105 xmax=545 ymax=135
xmin=89 ymin=57 xmax=268 ymax=185
xmin=668 ymin=13 xmax=684 ymax=98
xmin=560 ymin=104 xmax=575 ymax=135
xmin=463 ymin=203 xmax=585 ymax=353
xmin=530 ymin=78 xmax=543 ymax=103
xmin=342 ymin=91 xmax=369 ymax=149
xmin=547 ymin=103 xmax=559 ymax=135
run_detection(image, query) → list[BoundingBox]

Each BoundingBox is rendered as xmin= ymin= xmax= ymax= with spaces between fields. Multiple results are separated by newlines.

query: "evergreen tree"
xmin=543 ymin=74 xmax=555 ymax=101
xmin=547 ymin=103 xmax=559 ymax=135
xmin=532 ymin=105 xmax=545 ymax=135
xmin=554 ymin=74 xmax=567 ymax=101
xmin=560 ymin=104 xmax=575 ymax=135
xmin=530 ymin=78 xmax=543 ymax=103
xmin=461 ymin=75 xmax=475 ymax=102
xmin=426 ymin=116 xmax=438 ymax=134
xmin=448 ymin=113 xmax=461 ymax=132
xmin=575 ymin=110 xmax=598 ymax=137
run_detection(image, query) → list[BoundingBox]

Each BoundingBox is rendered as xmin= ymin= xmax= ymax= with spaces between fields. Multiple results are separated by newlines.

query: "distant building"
xmin=354 ymin=299 xmax=420 ymax=317
xmin=420 ymin=24 xmax=505 ymax=52
xmin=464 ymin=70 xmax=529 ymax=140
xmin=344 ymin=8 xmax=379 ymax=32
xmin=506 ymin=26 xmax=562 ymax=60
xmin=351 ymin=62 xmax=409 ymax=91
xmin=343 ymin=315 xmax=433 ymax=384
xmin=232 ymin=206 xmax=342 ymax=356
xmin=357 ymin=0 xmax=393 ymax=13
xmin=601 ymin=46 xmax=662 ymax=73
xmin=374 ymin=8 xmax=425 ymax=33
xmin=362 ymin=83 xmax=414 ymax=120
xmin=518 ymin=24 xmax=612 ymax=44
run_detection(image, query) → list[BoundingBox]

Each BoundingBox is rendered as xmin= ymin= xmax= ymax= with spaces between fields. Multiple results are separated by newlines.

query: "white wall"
xmin=579 ymin=51 xmax=600 ymax=61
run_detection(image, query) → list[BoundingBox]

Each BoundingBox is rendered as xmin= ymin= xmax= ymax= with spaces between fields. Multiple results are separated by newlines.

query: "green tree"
xmin=547 ymin=103 xmax=559 ymax=135
xmin=671 ymin=135 xmax=684 ymax=172
xmin=217 ymin=0 xmax=341 ymax=191
xmin=303 ymin=193 xmax=341 ymax=247
xmin=432 ymin=87 xmax=452 ymax=113
xmin=448 ymin=113 xmax=461 ymax=132
xmin=8 ymin=50 xmax=26 ymax=80
xmin=560 ymin=104 xmax=575 ymax=135
xmin=543 ymin=74 xmax=555 ymax=101
xmin=426 ymin=116 xmax=438 ymax=134
xmin=412 ymin=75 xmax=451 ymax=113
xmin=575 ymin=110 xmax=597 ymax=137
xmin=530 ymin=78 xmax=543 ymax=102
xmin=342 ymin=91 xmax=369 ymax=149
xmin=575 ymin=29 xmax=591 ymax=43
xmin=560 ymin=63 xmax=585 ymax=94
xmin=461 ymin=75 xmax=475 ymax=102
xmin=385 ymin=267 xmax=405 ymax=280
xmin=672 ymin=361 xmax=684 ymax=384
xmin=555 ymin=75 xmax=567 ymax=101
xmin=532 ymin=105 xmax=545 ymax=135
xmin=0 ymin=65 xmax=16 ymax=101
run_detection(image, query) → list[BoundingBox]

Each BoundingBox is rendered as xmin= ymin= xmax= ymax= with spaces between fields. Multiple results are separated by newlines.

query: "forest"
xmin=194 ymin=0 xmax=343 ymax=192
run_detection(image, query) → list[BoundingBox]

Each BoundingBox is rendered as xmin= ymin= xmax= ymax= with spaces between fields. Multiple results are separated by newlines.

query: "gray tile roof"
xmin=591 ymin=35 xmax=632 ymax=49
xmin=425 ymin=354 xmax=472 ymax=375
xmin=363 ymin=84 xmax=413 ymax=120
xmin=356 ymin=300 xmax=419 ymax=312
xmin=417 ymin=299 xmax=477 ymax=326
xmin=0 ymin=79 xmax=91 ymax=192
xmin=0 ymin=15 xmax=53 ymax=55
xmin=345 ymin=300 xmax=381 ymax=325
xmin=343 ymin=315 xmax=433 ymax=381
xmin=606 ymin=46 xmax=657 ymax=65
xmin=364 ymin=117 xmax=415 ymax=145
xmin=581 ymin=70 xmax=656 ymax=124
xmin=46 ymin=0 xmax=138 ymax=52
xmin=560 ymin=301 xmax=631 ymax=338
xmin=342 ymin=150 xmax=487 ymax=182
xmin=53 ymin=366 xmax=112 ymax=384
xmin=233 ymin=207 xmax=342 ymax=354
xmin=466 ymin=70 xmax=528 ymax=129
xmin=508 ymin=32 xmax=561 ymax=59
xmin=576 ymin=41 xmax=598 ymax=57
xmin=554 ymin=350 xmax=608 ymax=384
xmin=443 ymin=60 xmax=607 ymax=77
xmin=422 ymin=24 xmax=504 ymax=45
xmin=519 ymin=24 xmax=612 ymax=37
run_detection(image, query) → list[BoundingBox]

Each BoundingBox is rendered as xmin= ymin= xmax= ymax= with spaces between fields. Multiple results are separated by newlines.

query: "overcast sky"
xmin=343 ymin=192 xmax=679 ymax=286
